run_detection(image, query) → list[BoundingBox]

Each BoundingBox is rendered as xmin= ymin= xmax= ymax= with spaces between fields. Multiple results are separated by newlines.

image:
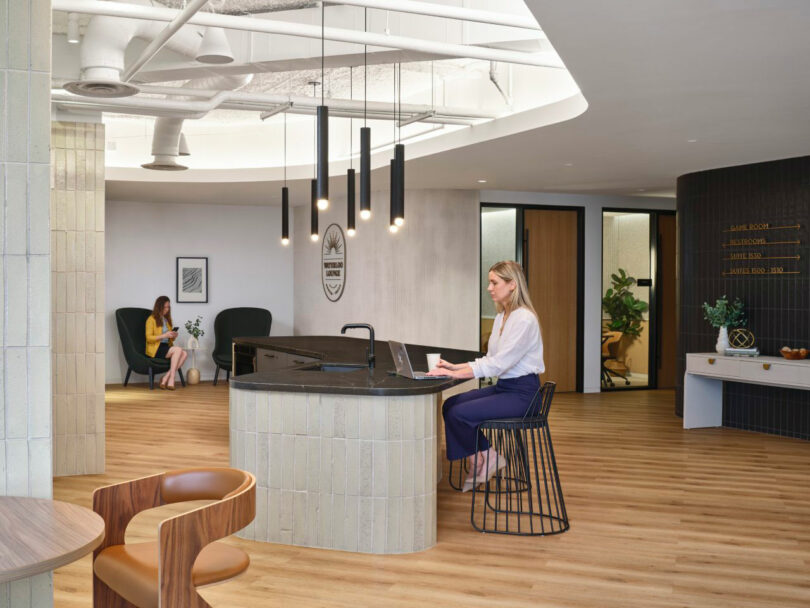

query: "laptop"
xmin=389 ymin=341 xmax=452 ymax=380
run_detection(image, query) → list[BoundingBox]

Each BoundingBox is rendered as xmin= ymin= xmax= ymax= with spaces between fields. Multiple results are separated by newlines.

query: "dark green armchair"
xmin=115 ymin=308 xmax=186 ymax=390
xmin=212 ymin=307 xmax=272 ymax=385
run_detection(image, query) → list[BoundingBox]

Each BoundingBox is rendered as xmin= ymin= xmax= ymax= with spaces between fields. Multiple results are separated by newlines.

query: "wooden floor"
xmin=54 ymin=383 xmax=810 ymax=607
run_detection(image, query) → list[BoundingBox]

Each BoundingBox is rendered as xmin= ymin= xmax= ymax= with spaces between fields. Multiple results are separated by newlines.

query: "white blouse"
xmin=469 ymin=307 xmax=545 ymax=379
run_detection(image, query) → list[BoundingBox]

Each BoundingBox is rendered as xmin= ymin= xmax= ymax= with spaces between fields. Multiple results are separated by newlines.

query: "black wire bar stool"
xmin=470 ymin=381 xmax=569 ymax=535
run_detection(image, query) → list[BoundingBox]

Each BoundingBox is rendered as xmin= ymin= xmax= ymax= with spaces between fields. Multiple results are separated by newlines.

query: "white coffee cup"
xmin=426 ymin=353 xmax=441 ymax=371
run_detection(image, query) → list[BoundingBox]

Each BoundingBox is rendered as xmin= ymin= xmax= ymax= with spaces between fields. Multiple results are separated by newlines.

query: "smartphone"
xmin=172 ymin=326 xmax=179 ymax=331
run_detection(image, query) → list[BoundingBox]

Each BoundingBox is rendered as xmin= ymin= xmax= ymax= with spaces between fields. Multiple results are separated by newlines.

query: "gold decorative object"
xmin=729 ymin=328 xmax=755 ymax=349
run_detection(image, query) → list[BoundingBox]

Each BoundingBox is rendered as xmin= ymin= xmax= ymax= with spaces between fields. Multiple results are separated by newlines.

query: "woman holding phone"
xmin=145 ymin=295 xmax=187 ymax=390
xmin=427 ymin=260 xmax=544 ymax=491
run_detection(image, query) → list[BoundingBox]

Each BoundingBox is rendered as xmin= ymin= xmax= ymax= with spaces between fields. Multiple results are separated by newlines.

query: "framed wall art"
xmin=176 ymin=257 xmax=208 ymax=303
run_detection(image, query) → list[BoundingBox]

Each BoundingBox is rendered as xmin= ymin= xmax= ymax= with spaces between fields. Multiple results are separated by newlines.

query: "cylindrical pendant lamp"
xmin=347 ymin=169 xmax=356 ymax=236
xmin=394 ymin=143 xmax=405 ymax=227
xmin=389 ymin=160 xmax=398 ymax=233
xmin=281 ymin=186 xmax=290 ymax=245
xmin=316 ymin=105 xmax=329 ymax=209
xmin=359 ymin=127 xmax=371 ymax=220
xmin=311 ymin=178 xmax=319 ymax=241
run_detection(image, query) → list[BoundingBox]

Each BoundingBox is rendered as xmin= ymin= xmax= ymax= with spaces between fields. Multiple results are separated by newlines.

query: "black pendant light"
xmin=281 ymin=113 xmax=290 ymax=245
xmin=389 ymin=159 xmax=398 ymax=233
xmin=394 ymin=143 xmax=404 ymax=227
xmin=389 ymin=64 xmax=399 ymax=233
xmin=311 ymin=178 xmax=319 ymax=241
xmin=359 ymin=8 xmax=371 ymax=221
xmin=316 ymin=2 xmax=329 ymax=210
xmin=347 ymin=67 xmax=356 ymax=237
xmin=394 ymin=63 xmax=405 ymax=227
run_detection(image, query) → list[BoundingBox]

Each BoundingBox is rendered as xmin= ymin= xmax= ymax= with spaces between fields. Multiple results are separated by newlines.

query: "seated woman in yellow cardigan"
xmin=146 ymin=296 xmax=187 ymax=390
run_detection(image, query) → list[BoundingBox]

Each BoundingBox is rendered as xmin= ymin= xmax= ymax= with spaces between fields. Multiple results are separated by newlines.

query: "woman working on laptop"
xmin=427 ymin=260 xmax=544 ymax=491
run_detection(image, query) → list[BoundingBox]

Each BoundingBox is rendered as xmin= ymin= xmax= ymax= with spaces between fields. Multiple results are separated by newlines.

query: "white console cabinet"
xmin=684 ymin=353 xmax=810 ymax=429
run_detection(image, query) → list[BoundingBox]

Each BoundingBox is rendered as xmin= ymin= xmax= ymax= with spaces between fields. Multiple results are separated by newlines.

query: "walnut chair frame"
xmin=92 ymin=468 xmax=256 ymax=608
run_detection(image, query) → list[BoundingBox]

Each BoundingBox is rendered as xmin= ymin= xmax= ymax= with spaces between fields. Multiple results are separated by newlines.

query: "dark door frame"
xmin=480 ymin=202 xmax=585 ymax=393
xmin=601 ymin=208 xmax=677 ymax=391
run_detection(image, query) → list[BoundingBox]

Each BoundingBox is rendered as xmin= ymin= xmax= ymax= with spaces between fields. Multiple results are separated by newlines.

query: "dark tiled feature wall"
xmin=677 ymin=156 xmax=810 ymax=439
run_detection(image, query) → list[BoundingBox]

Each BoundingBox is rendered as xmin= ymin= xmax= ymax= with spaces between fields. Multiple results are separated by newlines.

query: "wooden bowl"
xmin=780 ymin=350 xmax=808 ymax=360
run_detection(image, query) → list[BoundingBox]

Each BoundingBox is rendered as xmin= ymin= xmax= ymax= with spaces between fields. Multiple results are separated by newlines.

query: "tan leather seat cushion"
xmin=94 ymin=541 xmax=249 ymax=608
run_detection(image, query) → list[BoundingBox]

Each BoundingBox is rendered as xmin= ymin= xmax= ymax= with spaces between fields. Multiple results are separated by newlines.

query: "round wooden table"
xmin=0 ymin=496 xmax=105 ymax=584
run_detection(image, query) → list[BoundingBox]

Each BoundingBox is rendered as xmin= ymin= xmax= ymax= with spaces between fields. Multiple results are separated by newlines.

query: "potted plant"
xmin=702 ymin=296 xmax=746 ymax=354
xmin=601 ymin=269 xmax=649 ymax=371
xmin=183 ymin=316 xmax=205 ymax=385
xmin=184 ymin=315 xmax=205 ymax=349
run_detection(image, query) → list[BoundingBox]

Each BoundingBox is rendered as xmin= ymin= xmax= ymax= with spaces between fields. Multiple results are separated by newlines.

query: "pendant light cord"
xmin=321 ymin=1 xmax=325 ymax=105
xmin=349 ymin=67 xmax=353 ymax=169
xmin=283 ymin=112 xmax=287 ymax=186
xmin=364 ymin=8 xmax=367 ymax=128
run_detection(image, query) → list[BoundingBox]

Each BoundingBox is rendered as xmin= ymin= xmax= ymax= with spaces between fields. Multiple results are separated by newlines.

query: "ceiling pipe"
xmin=52 ymin=93 xmax=481 ymax=125
xmin=332 ymin=0 xmax=542 ymax=32
xmin=121 ymin=0 xmax=210 ymax=82
xmin=53 ymin=0 xmax=563 ymax=69
xmin=53 ymin=79 xmax=496 ymax=120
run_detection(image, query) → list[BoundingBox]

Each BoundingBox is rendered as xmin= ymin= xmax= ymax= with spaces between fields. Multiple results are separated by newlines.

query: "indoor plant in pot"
xmin=184 ymin=316 xmax=205 ymax=384
xmin=602 ymin=268 xmax=649 ymax=371
xmin=702 ymin=296 xmax=746 ymax=354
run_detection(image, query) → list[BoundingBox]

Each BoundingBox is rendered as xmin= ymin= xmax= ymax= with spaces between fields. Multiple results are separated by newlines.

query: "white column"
xmin=0 ymin=0 xmax=54 ymax=604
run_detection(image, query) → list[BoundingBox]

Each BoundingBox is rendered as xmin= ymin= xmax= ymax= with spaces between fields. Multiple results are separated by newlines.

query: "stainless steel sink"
xmin=299 ymin=363 xmax=368 ymax=373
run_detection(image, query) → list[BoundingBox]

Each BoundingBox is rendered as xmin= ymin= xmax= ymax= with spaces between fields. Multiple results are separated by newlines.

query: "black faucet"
xmin=341 ymin=323 xmax=375 ymax=369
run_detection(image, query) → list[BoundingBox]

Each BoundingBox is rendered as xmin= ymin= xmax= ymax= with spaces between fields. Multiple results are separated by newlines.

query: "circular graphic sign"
xmin=321 ymin=223 xmax=346 ymax=302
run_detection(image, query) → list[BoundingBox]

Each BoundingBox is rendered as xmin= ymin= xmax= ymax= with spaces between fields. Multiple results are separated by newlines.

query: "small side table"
xmin=184 ymin=345 xmax=200 ymax=384
xmin=0 ymin=496 xmax=105 ymax=583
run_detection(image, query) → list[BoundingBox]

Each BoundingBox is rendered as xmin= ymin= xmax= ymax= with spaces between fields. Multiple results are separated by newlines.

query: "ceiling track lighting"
xmin=67 ymin=13 xmax=80 ymax=44
xmin=311 ymin=178 xmax=319 ymax=241
xmin=316 ymin=2 xmax=329 ymax=210
xmin=359 ymin=8 xmax=371 ymax=221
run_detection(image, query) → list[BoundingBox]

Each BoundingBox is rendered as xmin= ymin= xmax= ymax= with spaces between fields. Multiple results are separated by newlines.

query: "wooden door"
xmin=656 ymin=214 xmax=677 ymax=388
xmin=524 ymin=209 xmax=579 ymax=392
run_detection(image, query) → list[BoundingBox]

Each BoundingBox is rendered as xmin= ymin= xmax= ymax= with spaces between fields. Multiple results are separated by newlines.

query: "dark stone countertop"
xmin=230 ymin=336 xmax=482 ymax=396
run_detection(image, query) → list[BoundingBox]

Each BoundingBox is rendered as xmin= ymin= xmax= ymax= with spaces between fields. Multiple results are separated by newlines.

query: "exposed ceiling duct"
xmin=62 ymin=0 xmax=235 ymax=97
xmin=141 ymin=74 xmax=254 ymax=170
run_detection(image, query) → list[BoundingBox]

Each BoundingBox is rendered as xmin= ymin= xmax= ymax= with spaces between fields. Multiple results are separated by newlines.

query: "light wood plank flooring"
xmin=54 ymin=384 xmax=810 ymax=607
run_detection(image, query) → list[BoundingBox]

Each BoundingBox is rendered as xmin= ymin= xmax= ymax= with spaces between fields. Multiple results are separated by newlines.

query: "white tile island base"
xmin=230 ymin=388 xmax=441 ymax=554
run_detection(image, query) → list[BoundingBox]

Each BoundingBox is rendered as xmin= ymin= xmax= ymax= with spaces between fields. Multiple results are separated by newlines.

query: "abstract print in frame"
xmin=176 ymin=257 xmax=209 ymax=303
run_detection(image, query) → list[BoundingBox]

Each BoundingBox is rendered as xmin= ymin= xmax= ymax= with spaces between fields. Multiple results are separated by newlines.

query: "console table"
xmin=684 ymin=353 xmax=810 ymax=429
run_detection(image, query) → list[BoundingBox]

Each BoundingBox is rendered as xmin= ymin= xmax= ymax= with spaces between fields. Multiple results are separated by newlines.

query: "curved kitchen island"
xmin=229 ymin=336 xmax=480 ymax=554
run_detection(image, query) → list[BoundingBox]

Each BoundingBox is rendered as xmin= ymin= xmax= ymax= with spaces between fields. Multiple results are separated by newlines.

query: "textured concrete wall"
xmin=51 ymin=121 xmax=105 ymax=476
xmin=0 ymin=0 xmax=54 ymax=604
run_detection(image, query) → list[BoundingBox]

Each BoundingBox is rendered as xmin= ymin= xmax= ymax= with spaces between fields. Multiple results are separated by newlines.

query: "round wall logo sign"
xmin=321 ymin=223 xmax=346 ymax=302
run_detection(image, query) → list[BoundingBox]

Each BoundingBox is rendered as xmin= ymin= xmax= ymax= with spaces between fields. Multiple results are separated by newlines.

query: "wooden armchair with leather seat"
xmin=91 ymin=468 xmax=256 ymax=608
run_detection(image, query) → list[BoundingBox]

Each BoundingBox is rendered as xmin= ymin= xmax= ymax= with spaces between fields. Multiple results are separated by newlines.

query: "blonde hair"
xmin=489 ymin=261 xmax=539 ymax=324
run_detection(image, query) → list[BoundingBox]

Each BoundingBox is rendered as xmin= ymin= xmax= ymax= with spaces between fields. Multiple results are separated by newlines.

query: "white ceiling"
xmin=104 ymin=0 xmax=810 ymax=203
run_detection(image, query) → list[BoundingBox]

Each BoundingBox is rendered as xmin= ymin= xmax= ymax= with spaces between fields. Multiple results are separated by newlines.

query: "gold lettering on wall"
xmin=721 ymin=222 xmax=802 ymax=277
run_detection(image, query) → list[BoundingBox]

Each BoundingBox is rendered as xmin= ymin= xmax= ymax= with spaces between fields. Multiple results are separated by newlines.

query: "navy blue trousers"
xmin=442 ymin=374 xmax=541 ymax=461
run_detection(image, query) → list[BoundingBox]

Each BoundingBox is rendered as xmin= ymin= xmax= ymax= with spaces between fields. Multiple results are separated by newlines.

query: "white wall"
xmin=105 ymin=201 xmax=294 ymax=383
xmin=293 ymin=189 xmax=480 ymax=352
xmin=481 ymin=190 xmax=675 ymax=392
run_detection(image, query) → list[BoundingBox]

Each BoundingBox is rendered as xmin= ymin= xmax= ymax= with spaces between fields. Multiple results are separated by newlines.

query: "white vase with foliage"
xmin=702 ymin=296 xmax=746 ymax=355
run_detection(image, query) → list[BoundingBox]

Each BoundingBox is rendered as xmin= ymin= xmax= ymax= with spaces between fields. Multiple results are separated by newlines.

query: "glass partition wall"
xmin=480 ymin=207 xmax=518 ymax=352
xmin=601 ymin=211 xmax=652 ymax=389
